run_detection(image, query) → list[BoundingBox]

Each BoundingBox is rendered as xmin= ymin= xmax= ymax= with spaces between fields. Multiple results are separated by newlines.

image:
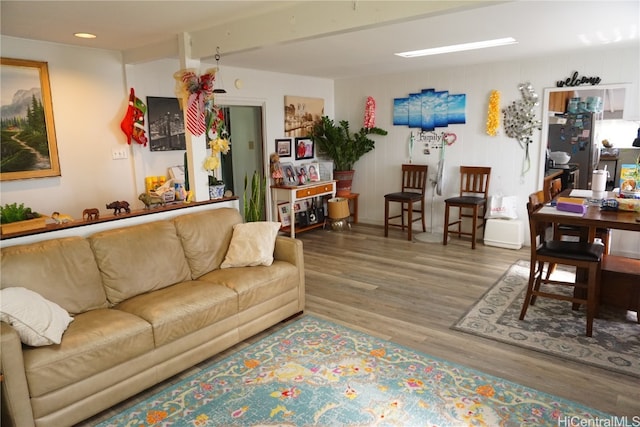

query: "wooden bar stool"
xmin=384 ymin=164 xmax=428 ymax=241
xmin=443 ymin=166 xmax=491 ymax=249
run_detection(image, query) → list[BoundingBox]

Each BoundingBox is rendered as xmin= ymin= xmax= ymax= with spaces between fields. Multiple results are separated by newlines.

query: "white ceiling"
xmin=1 ymin=1 xmax=638 ymax=79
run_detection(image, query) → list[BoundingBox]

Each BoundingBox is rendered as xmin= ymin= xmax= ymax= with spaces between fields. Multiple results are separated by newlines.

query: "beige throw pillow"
xmin=220 ymin=222 xmax=281 ymax=268
xmin=0 ymin=287 xmax=74 ymax=346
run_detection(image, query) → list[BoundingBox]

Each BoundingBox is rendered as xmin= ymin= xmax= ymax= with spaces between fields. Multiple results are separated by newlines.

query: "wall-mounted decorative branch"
xmin=502 ymin=82 xmax=541 ymax=175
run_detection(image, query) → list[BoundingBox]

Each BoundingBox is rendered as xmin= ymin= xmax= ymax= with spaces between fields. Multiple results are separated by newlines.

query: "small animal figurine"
xmin=106 ymin=200 xmax=130 ymax=215
xmin=138 ymin=192 xmax=165 ymax=209
xmin=82 ymin=208 xmax=100 ymax=221
xmin=51 ymin=211 xmax=74 ymax=224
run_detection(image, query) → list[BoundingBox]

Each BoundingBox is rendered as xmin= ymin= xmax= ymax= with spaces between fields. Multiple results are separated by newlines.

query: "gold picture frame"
xmin=1 ymin=57 xmax=61 ymax=181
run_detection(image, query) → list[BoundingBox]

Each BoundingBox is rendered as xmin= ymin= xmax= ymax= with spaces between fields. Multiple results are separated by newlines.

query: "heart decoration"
xmin=443 ymin=132 xmax=457 ymax=146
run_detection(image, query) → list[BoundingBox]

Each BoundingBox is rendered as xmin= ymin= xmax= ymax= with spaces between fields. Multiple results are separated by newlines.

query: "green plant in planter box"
xmin=309 ymin=116 xmax=388 ymax=171
xmin=0 ymin=203 xmax=41 ymax=224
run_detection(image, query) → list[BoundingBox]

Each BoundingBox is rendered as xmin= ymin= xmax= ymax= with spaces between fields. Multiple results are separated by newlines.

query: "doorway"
xmin=221 ymin=105 xmax=265 ymax=220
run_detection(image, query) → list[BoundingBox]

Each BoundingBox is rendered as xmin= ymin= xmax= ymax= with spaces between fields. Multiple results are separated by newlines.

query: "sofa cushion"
xmin=221 ymin=222 xmax=281 ymax=268
xmin=198 ymin=261 xmax=299 ymax=311
xmin=0 ymin=237 xmax=108 ymax=314
xmin=0 ymin=287 xmax=74 ymax=346
xmin=89 ymin=221 xmax=192 ymax=304
xmin=115 ymin=280 xmax=238 ymax=347
xmin=23 ymin=308 xmax=154 ymax=397
xmin=173 ymin=208 xmax=242 ymax=279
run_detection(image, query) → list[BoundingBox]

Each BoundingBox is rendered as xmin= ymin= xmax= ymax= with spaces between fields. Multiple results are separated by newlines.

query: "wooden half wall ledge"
xmin=0 ymin=197 xmax=239 ymax=246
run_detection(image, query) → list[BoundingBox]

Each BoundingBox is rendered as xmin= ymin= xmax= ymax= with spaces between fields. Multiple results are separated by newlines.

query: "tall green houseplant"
xmin=309 ymin=116 xmax=387 ymax=171
xmin=243 ymin=171 xmax=266 ymax=222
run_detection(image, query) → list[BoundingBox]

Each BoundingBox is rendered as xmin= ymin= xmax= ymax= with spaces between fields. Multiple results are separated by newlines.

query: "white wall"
xmin=334 ymin=45 xmax=639 ymax=256
xmin=1 ymin=36 xmax=131 ymax=219
xmin=1 ymin=36 xmax=334 ymax=220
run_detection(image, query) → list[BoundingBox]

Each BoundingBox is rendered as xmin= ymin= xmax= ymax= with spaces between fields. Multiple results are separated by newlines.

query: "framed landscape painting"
xmin=0 ymin=58 xmax=61 ymax=181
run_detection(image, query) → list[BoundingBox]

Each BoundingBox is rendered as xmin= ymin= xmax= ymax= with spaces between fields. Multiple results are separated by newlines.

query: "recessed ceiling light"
xmin=395 ymin=37 xmax=518 ymax=58
xmin=74 ymin=32 xmax=97 ymax=39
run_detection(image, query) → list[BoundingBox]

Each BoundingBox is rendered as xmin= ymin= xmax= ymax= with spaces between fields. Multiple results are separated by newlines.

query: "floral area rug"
xmin=98 ymin=315 xmax=613 ymax=426
xmin=453 ymin=260 xmax=640 ymax=378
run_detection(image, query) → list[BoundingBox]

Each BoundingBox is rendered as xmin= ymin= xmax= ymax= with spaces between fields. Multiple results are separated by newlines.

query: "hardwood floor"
xmin=78 ymin=223 xmax=639 ymax=425
xmin=300 ymin=224 xmax=639 ymax=417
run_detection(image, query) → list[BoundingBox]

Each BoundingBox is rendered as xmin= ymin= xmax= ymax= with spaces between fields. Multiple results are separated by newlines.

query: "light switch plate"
xmin=111 ymin=147 xmax=129 ymax=160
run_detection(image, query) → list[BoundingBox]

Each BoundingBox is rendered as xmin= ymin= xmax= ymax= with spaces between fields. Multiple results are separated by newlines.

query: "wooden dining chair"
xmin=443 ymin=166 xmax=491 ymax=249
xmin=384 ymin=164 xmax=428 ymax=241
xmin=520 ymin=191 xmax=604 ymax=337
xmin=548 ymin=177 xmax=562 ymax=201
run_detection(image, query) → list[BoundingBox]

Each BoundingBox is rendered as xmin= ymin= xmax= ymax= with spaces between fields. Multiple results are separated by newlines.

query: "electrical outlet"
xmin=111 ymin=147 xmax=129 ymax=160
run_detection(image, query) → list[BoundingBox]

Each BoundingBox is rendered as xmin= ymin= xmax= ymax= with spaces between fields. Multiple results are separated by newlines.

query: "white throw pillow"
xmin=0 ymin=287 xmax=74 ymax=346
xmin=221 ymin=222 xmax=281 ymax=268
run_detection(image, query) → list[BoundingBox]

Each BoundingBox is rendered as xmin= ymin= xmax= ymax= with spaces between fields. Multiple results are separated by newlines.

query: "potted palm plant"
xmin=308 ymin=116 xmax=387 ymax=196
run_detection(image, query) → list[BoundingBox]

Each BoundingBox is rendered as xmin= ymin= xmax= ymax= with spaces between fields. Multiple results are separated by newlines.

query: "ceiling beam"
xmin=188 ymin=1 xmax=502 ymax=60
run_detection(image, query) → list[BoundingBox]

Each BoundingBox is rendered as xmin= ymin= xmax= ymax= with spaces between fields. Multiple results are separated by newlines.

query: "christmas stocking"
xmin=131 ymin=95 xmax=148 ymax=146
xmin=120 ymin=88 xmax=136 ymax=144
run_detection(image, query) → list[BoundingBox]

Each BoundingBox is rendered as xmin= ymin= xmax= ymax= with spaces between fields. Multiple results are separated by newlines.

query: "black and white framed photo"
xmin=146 ymin=96 xmax=186 ymax=151
xmin=275 ymin=138 xmax=292 ymax=157
xmin=294 ymin=137 xmax=314 ymax=160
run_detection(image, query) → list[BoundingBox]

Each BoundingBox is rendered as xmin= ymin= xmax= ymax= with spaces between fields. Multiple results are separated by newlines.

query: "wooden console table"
xmin=271 ymin=181 xmax=336 ymax=237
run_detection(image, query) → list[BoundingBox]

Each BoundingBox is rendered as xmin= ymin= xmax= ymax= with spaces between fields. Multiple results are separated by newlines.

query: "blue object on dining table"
xmin=600 ymin=199 xmax=618 ymax=211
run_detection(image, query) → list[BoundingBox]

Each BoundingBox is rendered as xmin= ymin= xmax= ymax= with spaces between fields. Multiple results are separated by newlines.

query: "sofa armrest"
xmin=273 ymin=236 xmax=303 ymax=265
xmin=273 ymin=236 xmax=305 ymax=311
xmin=1 ymin=322 xmax=35 ymax=427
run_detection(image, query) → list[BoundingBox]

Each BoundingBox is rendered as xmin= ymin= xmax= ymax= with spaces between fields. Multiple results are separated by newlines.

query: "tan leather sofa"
xmin=0 ymin=208 xmax=305 ymax=427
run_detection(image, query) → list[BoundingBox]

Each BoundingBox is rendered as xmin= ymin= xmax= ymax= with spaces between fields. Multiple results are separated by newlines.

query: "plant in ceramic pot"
xmin=308 ymin=116 xmax=387 ymax=196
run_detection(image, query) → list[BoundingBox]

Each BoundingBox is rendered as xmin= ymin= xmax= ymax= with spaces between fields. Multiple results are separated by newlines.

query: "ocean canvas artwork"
xmin=408 ymin=93 xmax=422 ymax=128
xmin=420 ymin=88 xmax=435 ymax=131
xmin=448 ymin=93 xmax=466 ymax=124
xmin=392 ymin=87 xmax=466 ymax=131
xmin=393 ymin=98 xmax=409 ymax=126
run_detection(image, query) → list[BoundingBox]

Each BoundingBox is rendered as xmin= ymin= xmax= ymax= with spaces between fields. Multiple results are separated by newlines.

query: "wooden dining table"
xmin=532 ymin=192 xmax=640 ymax=238
xmin=531 ymin=190 xmax=640 ymax=313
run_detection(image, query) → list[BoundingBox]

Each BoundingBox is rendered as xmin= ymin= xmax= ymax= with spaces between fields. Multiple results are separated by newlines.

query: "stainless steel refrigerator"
xmin=547 ymin=112 xmax=598 ymax=189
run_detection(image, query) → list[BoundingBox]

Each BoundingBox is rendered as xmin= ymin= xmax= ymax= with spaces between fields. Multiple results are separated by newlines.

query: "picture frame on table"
xmin=296 ymin=164 xmax=310 ymax=185
xmin=1 ymin=57 xmax=61 ymax=181
xmin=281 ymin=162 xmax=297 ymax=185
xmin=277 ymin=202 xmax=291 ymax=227
xmin=275 ymin=138 xmax=292 ymax=157
xmin=307 ymin=162 xmax=320 ymax=182
xmin=294 ymin=137 xmax=314 ymax=160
